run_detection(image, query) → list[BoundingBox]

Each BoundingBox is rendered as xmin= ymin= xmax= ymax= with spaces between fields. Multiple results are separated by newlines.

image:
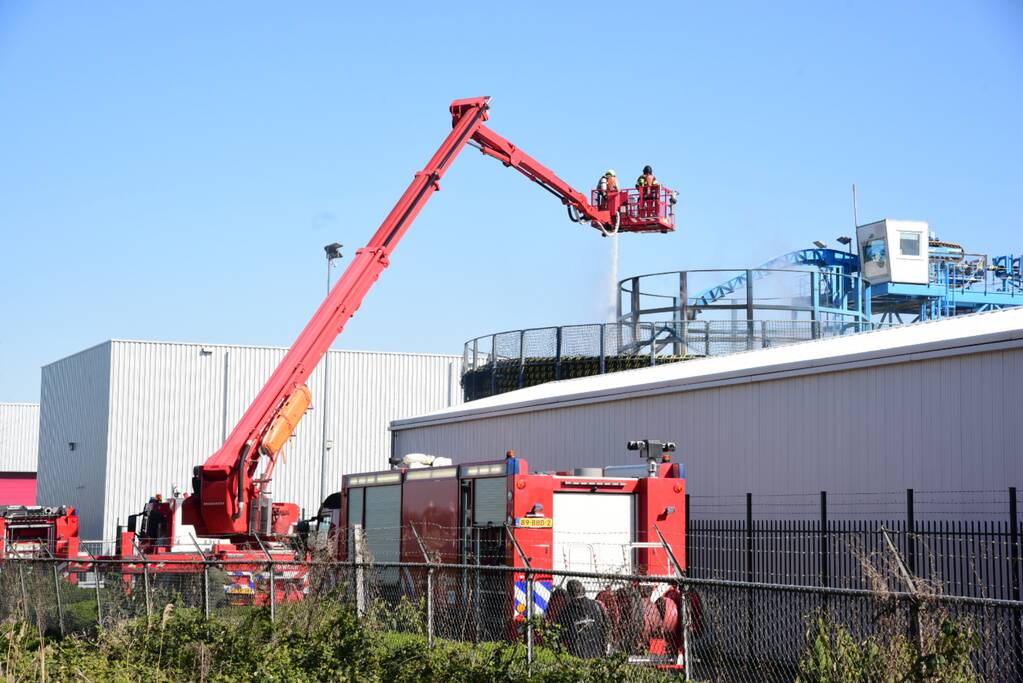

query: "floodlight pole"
xmin=320 ymin=243 xmax=343 ymax=506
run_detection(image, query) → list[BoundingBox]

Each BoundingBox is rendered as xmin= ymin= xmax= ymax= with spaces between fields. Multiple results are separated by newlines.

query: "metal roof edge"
xmin=391 ymin=312 xmax=1023 ymax=430
xmin=105 ymin=339 xmax=460 ymax=359
xmin=40 ymin=340 xmax=113 ymax=370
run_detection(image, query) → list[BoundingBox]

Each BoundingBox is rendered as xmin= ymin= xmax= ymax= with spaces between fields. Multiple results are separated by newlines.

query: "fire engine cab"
xmin=332 ymin=443 xmax=688 ymax=663
xmin=0 ymin=505 xmax=81 ymax=560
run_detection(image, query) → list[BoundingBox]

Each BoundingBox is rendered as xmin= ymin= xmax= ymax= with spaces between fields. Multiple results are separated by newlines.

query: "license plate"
xmin=515 ymin=517 xmax=552 ymax=529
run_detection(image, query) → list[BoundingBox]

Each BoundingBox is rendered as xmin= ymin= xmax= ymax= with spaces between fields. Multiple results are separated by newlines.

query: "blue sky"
xmin=1 ymin=2 xmax=1021 ymax=401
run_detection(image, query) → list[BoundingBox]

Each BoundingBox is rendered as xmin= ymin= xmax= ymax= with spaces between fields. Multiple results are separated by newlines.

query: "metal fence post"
xmin=190 ymin=534 xmax=211 ymax=620
xmin=745 ymin=493 xmax=753 ymax=583
xmin=203 ymin=562 xmax=211 ymax=619
xmin=810 ymin=274 xmax=820 ymax=339
xmin=745 ymin=493 xmax=753 ymax=662
xmin=490 ymin=334 xmax=498 ymax=396
xmin=254 ymin=535 xmax=276 ymax=623
xmin=525 ymin=568 xmax=534 ymax=672
xmin=94 ymin=557 xmax=103 ymax=627
xmin=745 ymin=270 xmax=755 ymax=350
xmin=1009 ymin=487 xmax=1022 ymax=680
xmin=630 ymin=276 xmax=641 ymax=342
xmin=518 ymin=330 xmax=526 ymax=389
xmin=353 ymin=524 xmax=366 ymax=617
xmin=554 ymin=327 xmax=562 ymax=381
xmin=8 ymin=545 xmax=31 ymax=622
xmin=132 ymin=536 xmax=152 ymax=619
xmin=268 ymin=558 xmax=275 ymax=622
xmin=649 ymin=323 xmax=656 ymax=366
xmin=409 ymin=523 xmax=435 ymax=648
xmin=598 ymin=323 xmax=606 ymax=374
xmin=143 ymin=556 xmax=152 ymax=619
xmin=906 ymin=489 xmax=916 ymax=578
xmin=52 ymin=559 xmax=65 ymax=636
xmin=18 ymin=562 xmax=29 ymax=621
xmin=82 ymin=546 xmax=103 ymax=628
xmin=41 ymin=548 xmax=66 ymax=637
xmin=685 ymin=493 xmax=691 ymax=578
xmin=677 ymin=271 xmax=688 ymax=356
xmin=905 ymin=488 xmax=920 ymax=649
xmin=820 ymin=491 xmax=829 ymax=589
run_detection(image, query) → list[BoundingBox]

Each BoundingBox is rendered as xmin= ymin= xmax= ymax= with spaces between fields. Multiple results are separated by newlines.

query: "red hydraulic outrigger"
xmin=159 ymin=97 xmax=677 ymax=547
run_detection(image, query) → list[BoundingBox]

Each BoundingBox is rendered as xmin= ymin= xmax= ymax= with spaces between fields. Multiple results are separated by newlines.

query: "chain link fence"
xmin=462 ymin=320 xmax=879 ymax=401
xmin=3 ymin=534 xmax=1021 ymax=680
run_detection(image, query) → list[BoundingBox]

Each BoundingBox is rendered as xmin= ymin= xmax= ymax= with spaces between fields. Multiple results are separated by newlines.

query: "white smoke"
xmin=604 ymin=232 xmax=620 ymax=322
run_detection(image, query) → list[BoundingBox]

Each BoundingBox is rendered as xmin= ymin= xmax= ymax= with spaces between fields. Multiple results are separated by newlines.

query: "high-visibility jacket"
xmin=636 ymin=173 xmax=657 ymax=188
xmin=607 ymin=175 xmax=619 ymax=192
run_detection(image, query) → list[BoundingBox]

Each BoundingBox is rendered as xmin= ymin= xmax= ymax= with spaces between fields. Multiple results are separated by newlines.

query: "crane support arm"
xmin=470 ymin=124 xmax=612 ymax=230
xmin=180 ymin=97 xmax=660 ymax=540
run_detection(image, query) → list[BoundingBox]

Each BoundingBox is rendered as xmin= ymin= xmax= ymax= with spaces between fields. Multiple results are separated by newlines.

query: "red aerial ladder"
xmin=154 ymin=97 xmax=677 ymax=547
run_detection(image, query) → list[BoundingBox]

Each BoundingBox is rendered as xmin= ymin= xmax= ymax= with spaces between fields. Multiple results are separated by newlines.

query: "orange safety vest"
xmin=636 ymin=173 xmax=657 ymax=188
xmin=607 ymin=175 xmax=619 ymax=192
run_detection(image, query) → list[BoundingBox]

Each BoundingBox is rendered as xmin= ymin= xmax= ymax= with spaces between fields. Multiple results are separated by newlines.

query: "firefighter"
xmin=635 ymin=165 xmax=657 ymax=191
xmin=595 ymin=169 xmax=618 ymax=209
xmin=555 ymin=579 xmax=607 ymax=658
xmin=606 ymin=169 xmax=619 ymax=192
xmin=635 ymin=165 xmax=658 ymax=216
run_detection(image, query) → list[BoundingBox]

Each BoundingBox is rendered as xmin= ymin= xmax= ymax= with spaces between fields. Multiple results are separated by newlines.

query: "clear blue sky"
xmin=1 ymin=2 xmax=1020 ymax=401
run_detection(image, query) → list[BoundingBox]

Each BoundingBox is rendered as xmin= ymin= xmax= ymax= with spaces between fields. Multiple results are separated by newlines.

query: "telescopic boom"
xmin=180 ymin=97 xmax=676 ymax=540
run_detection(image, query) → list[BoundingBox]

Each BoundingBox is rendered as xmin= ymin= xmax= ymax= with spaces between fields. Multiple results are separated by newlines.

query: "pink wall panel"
xmin=0 ymin=473 xmax=37 ymax=506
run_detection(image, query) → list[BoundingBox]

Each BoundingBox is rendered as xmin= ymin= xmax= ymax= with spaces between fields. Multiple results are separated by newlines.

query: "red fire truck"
xmin=0 ymin=505 xmax=82 ymax=561
xmin=332 ymin=443 xmax=690 ymax=665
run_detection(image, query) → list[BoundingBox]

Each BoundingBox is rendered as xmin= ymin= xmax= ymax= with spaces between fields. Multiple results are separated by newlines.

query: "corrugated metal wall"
xmin=0 ymin=402 xmax=40 ymax=472
xmin=37 ymin=343 xmax=112 ymax=537
xmin=42 ymin=340 xmax=460 ymax=539
xmin=393 ymin=348 xmax=1023 ymax=518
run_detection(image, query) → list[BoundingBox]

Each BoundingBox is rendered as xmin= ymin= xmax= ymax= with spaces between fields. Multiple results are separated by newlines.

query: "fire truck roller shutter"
xmin=363 ymin=485 xmax=401 ymax=565
xmin=347 ymin=487 xmax=364 ymax=559
xmin=473 ymin=477 xmax=507 ymax=527
xmin=553 ymin=493 xmax=635 ymax=594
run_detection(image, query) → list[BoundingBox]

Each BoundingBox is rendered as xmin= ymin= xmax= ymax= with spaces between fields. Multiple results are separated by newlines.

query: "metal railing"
xmin=461 ymin=319 xmax=881 ymax=401
xmin=618 ymin=267 xmax=869 ymax=325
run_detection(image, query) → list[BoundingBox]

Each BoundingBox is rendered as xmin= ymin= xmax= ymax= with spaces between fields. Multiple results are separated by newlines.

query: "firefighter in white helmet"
xmin=595 ymin=169 xmax=618 ymax=209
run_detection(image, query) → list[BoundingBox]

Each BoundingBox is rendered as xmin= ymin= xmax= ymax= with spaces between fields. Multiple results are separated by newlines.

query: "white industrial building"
xmin=392 ymin=309 xmax=1023 ymax=518
xmin=0 ymin=402 xmax=40 ymax=504
xmin=37 ymin=340 xmax=461 ymax=539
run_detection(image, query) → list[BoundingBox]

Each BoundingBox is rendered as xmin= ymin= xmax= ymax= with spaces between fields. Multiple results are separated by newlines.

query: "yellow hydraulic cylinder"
xmin=261 ymin=384 xmax=312 ymax=456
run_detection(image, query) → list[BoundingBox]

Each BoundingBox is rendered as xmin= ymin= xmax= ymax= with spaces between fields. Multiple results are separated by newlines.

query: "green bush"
xmin=1 ymin=598 xmax=672 ymax=682
xmin=797 ymin=615 xmax=981 ymax=683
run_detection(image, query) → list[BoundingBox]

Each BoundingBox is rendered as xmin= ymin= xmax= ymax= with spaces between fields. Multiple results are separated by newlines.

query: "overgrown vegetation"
xmin=797 ymin=615 xmax=982 ymax=682
xmin=1 ymin=595 xmax=672 ymax=682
